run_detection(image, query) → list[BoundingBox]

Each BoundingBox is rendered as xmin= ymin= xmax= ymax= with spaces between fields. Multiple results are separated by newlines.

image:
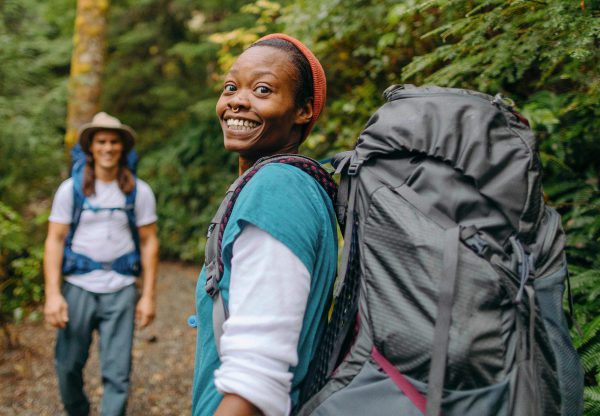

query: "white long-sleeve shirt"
xmin=214 ymin=224 xmax=311 ymax=416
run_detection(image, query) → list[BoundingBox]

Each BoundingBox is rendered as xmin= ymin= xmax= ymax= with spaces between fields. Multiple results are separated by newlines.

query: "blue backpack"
xmin=61 ymin=143 xmax=142 ymax=277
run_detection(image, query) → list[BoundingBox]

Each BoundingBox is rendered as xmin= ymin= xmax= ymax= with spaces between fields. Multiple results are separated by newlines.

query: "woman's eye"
xmin=223 ymin=84 xmax=236 ymax=93
xmin=255 ymin=86 xmax=271 ymax=95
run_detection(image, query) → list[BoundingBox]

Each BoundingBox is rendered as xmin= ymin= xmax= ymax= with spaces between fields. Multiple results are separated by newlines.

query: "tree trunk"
xmin=64 ymin=0 xmax=110 ymax=149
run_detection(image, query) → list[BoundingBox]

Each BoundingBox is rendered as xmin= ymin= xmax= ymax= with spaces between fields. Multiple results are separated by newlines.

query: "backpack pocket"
xmin=534 ymin=264 xmax=584 ymax=416
xmin=310 ymin=360 xmax=510 ymax=416
xmin=362 ymin=185 xmax=510 ymax=388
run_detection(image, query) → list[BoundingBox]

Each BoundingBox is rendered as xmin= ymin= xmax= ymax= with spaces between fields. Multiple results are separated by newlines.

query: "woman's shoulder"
xmin=235 ymin=162 xmax=331 ymax=220
xmin=249 ymin=163 xmax=321 ymax=193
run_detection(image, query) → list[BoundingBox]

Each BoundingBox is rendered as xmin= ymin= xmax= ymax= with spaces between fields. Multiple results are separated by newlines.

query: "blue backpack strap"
xmin=123 ymin=179 xmax=142 ymax=276
xmin=67 ymin=144 xmax=87 ymax=242
xmin=124 ymin=180 xmax=140 ymax=253
xmin=61 ymin=166 xmax=87 ymax=275
xmin=64 ymin=166 xmax=85 ymax=250
xmin=123 ymin=146 xmax=140 ymax=255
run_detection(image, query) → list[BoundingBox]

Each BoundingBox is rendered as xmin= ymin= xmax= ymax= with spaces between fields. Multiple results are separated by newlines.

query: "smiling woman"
xmin=216 ymin=40 xmax=316 ymax=174
xmin=192 ymin=34 xmax=337 ymax=416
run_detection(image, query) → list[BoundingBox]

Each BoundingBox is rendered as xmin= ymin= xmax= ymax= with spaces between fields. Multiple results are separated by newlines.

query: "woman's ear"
xmin=295 ymin=98 xmax=314 ymax=125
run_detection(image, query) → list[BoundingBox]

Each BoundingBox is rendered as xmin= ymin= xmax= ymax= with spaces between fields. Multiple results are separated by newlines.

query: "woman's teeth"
xmin=226 ymin=118 xmax=259 ymax=131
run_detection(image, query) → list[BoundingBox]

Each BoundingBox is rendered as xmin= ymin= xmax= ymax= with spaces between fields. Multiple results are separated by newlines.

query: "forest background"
xmin=0 ymin=0 xmax=599 ymax=413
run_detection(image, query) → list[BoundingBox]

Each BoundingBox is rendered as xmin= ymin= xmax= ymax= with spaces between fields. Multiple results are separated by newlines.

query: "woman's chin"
xmin=224 ymin=139 xmax=248 ymax=153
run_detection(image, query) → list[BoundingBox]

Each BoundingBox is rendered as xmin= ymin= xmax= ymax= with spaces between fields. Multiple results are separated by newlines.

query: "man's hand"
xmin=43 ymin=221 xmax=69 ymax=329
xmin=44 ymin=293 xmax=69 ymax=329
xmin=136 ymin=295 xmax=155 ymax=329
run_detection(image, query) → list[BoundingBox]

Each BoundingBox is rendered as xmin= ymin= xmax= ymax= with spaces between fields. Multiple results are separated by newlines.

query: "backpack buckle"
xmin=205 ymin=261 xmax=220 ymax=297
xmin=347 ymin=162 xmax=361 ymax=176
xmin=464 ymin=234 xmax=489 ymax=257
xmin=207 ymin=223 xmax=216 ymax=238
xmin=205 ymin=275 xmax=218 ymax=297
xmin=492 ymin=93 xmax=515 ymax=110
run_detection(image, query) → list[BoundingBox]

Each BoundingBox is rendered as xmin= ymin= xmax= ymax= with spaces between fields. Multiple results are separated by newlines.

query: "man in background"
xmin=43 ymin=112 xmax=159 ymax=416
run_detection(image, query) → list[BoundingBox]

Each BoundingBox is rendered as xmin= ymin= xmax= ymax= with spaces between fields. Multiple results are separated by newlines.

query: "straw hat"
xmin=78 ymin=112 xmax=137 ymax=153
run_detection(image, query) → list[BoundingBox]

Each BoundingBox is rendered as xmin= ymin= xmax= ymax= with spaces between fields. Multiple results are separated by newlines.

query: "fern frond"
xmin=581 ymin=342 xmax=600 ymax=373
xmin=584 ymin=386 xmax=600 ymax=416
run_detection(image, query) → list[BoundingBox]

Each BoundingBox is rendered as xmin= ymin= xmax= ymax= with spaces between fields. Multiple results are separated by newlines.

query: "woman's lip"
xmin=223 ymin=111 xmax=261 ymax=123
xmin=224 ymin=124 xmax=261 ymax=134
xmin=223 ymin=116 xmax=262 ymax=131
xmin=222 ymin=119 xmax=263 ymax=137
xmin=223 ymin=118 xmax=261 ymax=126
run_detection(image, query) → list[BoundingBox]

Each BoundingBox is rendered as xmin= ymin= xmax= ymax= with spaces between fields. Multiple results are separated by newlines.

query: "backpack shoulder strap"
xmin=65 ymin=144 xmax=88 ymax=246
xmin=205 ymin=154 xmax=338 ymax=354
xmin=124 ymin=178 xmax=140 ymax=253
xmin=65 ymin=170 xmax=86 ymax=248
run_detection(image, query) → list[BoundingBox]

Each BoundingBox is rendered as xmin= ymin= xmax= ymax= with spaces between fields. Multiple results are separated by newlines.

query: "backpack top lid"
xmin=351 ymin=84 xmax=543 ymax=243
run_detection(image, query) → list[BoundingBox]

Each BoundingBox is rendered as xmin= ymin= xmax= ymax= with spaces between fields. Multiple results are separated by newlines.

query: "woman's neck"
xmin=238 ymin=157 xmax=254 ymax=175
xmin=238 ymin=146 xmax=300 ymax=175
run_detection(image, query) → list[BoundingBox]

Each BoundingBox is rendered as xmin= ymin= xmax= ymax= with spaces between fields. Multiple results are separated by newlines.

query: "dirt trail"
xmin=0 ymin=262 xmax=200 ymax=416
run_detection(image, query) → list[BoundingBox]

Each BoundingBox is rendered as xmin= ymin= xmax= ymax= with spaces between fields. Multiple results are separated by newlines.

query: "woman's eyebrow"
xmin=230 ymin=69 xmax=279 ymax=79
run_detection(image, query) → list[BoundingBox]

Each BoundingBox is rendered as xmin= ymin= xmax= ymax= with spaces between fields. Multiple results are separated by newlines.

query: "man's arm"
xmin=136 ymin=223 xmax=159 ymax=328
xmin=43 ymin=222 xmax=70 ymax=328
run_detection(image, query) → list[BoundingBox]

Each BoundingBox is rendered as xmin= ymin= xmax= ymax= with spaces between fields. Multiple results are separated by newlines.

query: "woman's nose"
xmin=229 ymin=91 xmax=250 ymax=110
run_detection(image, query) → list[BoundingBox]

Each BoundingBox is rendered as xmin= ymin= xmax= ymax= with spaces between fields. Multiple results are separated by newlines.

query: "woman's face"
xmin=216 ymin=46 xmax=312 ymax=158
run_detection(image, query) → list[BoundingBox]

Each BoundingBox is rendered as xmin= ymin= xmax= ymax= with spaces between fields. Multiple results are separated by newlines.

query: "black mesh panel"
xmin=297 ymin=220 xmax=361 ymax=407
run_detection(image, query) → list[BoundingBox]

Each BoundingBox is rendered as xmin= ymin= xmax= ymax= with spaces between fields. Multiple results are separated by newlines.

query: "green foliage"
xmin=0 ymin=0 xmax=72 ymax=209
xmin=402 ymin=1 xmax=599 ymax=92
xmin=138 ymin=106 xmax=237 ymax=260
xmin=100 ymin=0 xmax=262 ymax=261
xmin=282 ymin=0 xmax=446 ymax=152
xmin=103 ymin=0 xmax=260 ymax=154
xmin=0 ymin=0 xmax=73 ymax=321
xmin=0 ymin=202 xmax=44 ymax=323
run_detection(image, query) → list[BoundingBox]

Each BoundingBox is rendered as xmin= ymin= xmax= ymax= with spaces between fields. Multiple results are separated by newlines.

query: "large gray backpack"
xmin=296 ymin=85 xmax=584 ymax=416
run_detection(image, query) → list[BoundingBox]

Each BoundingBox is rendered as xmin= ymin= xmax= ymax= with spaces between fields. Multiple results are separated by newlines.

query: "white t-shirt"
xmin=49 ymin=177 xmax=157 ymax=293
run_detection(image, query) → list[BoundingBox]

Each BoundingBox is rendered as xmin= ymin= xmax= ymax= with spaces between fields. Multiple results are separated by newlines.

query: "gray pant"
xmin=55 ymin=282 xmax=137 ymax=416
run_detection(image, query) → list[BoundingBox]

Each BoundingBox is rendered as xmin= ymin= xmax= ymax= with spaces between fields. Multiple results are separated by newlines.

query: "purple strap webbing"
xmin=371 ymin=346 xmax=427 ymax=414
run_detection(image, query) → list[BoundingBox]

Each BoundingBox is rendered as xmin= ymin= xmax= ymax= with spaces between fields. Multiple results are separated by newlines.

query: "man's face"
xmin=90 ymin=130 xmax=124 ymax=171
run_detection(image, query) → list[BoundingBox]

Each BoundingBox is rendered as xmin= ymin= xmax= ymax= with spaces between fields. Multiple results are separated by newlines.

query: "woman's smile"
xmin=224 ymin=117 xmax=261 ymax=132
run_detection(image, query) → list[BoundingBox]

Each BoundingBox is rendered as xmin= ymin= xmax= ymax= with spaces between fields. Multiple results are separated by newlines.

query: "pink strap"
xmin=371 ymin=346 xmax=427 ymax=414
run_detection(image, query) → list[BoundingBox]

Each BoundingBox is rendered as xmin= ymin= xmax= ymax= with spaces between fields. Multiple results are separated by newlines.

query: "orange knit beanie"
xmin=255 ymin=33 xmax=327 ymax=141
